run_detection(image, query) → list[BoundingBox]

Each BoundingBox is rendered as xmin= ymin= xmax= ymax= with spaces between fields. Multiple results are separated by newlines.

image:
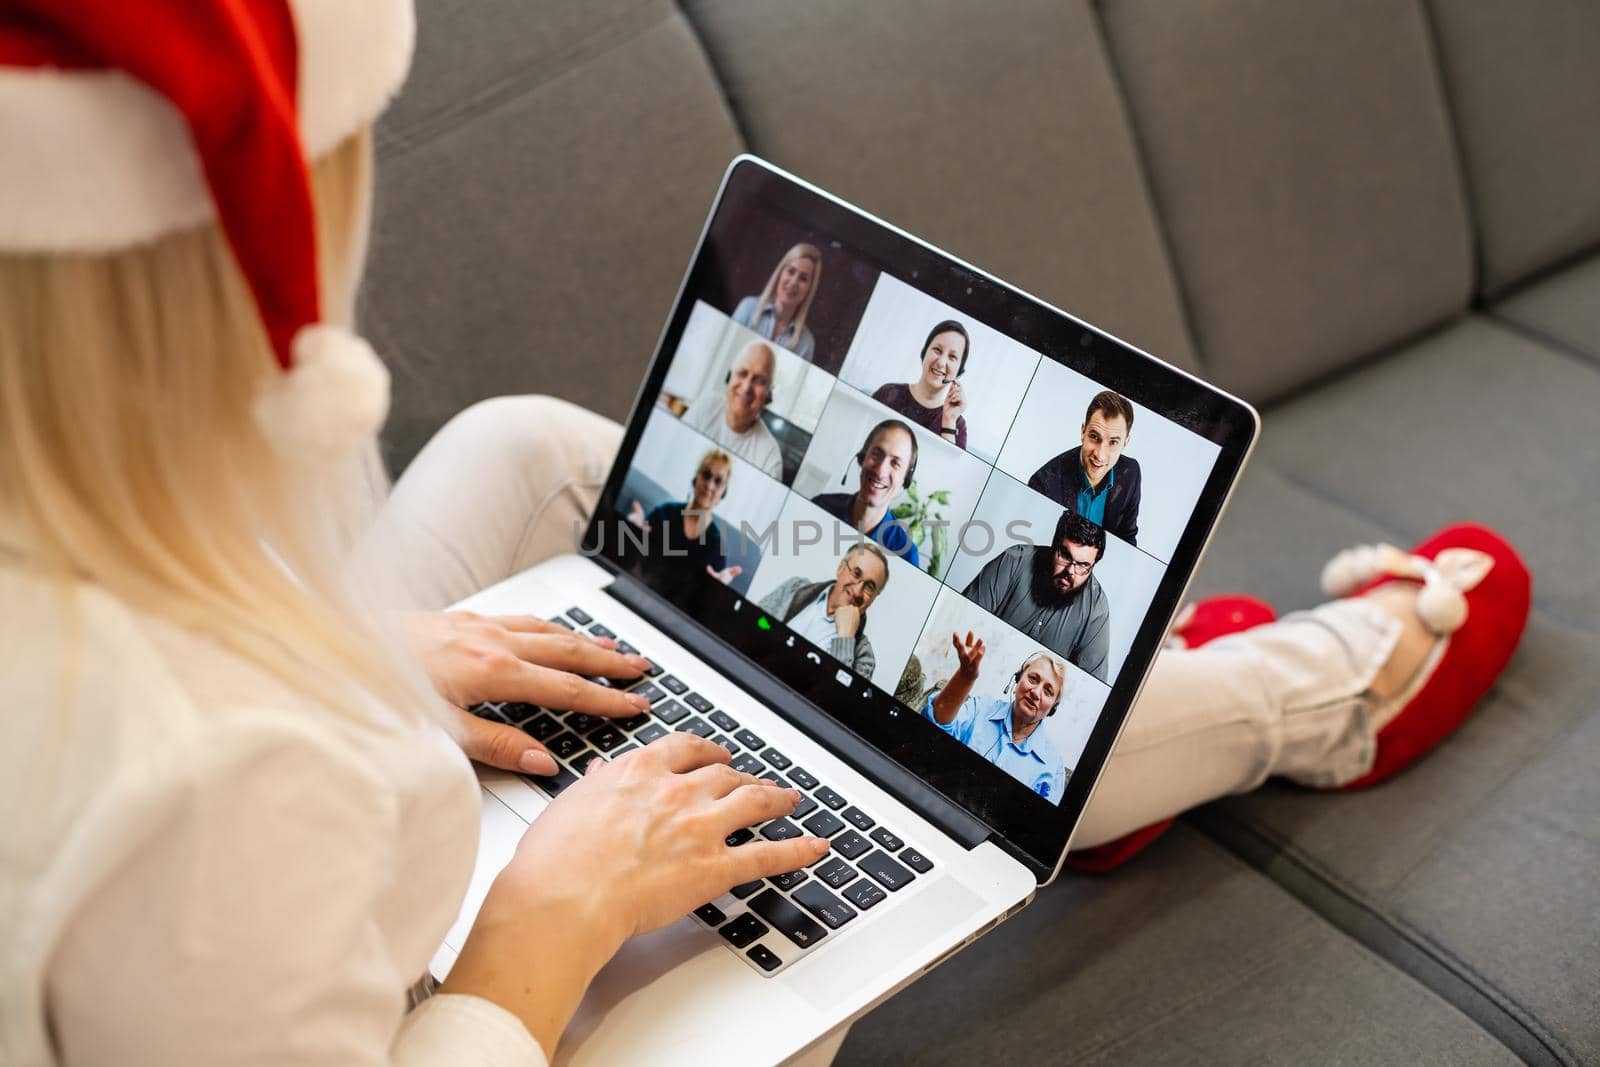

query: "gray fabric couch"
xmin=363 ymin=3 xmax=1599 ymax=1062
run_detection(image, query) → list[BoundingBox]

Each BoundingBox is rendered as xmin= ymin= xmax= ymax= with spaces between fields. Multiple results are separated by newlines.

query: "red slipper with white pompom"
xmin=1322 ymin=523 xmax=1531 ymax=790
xmin=1065 ymin=595 xmax=1279 ymax=874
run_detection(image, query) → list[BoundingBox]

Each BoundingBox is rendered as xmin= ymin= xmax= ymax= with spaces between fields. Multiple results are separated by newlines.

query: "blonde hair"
xmin=690 ymin=448 xmax=734 ymax=503
xmin=0 ymin=129 xmax=430 ymax=722
xmin=754 ymin=243 xmax=822 ymax=346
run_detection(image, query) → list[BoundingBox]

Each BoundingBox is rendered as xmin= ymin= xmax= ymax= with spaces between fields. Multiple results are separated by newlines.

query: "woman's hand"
xmin=403 ymin=611 xmax=654 ymax=775
xmin=626 ymin=499 xmax=649 ymax=529
xmin=443 ymin=733 xmax=828 ymax=1057
xmin=706 ymin=563 xmax=744 ymax=585
xmin=941 ymin=380 xmax=967 ymax=430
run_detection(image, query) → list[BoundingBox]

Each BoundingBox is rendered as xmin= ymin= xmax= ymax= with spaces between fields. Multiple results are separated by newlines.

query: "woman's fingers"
xmin=683 ymin=762 xmax=764 ymax=799
xmin=643 ymin=731 xmax=733 ymax=774
xmin=517 ymin=664 xmax=653 ymax=717
xmin=716 ymin=781 xmax=802 ymax=832
xmin=486 ymin=614 xmax=573 ymax=636
xmin=506 ymin=631 xmax=649 ymax=678
xmin=728 ymin=837 xmax=830 ymax=887
xmin=448 ymin=706 xmax=558 ymax=775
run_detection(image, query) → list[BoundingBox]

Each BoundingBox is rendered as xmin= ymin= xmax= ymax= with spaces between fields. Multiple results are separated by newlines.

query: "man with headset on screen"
xmin=920 ymin=635 xmax=1070 ymax=804
xmin=682 ymin=339 xmax=784 ymax=478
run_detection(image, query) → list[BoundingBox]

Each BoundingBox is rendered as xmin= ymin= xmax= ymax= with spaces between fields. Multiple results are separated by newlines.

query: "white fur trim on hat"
xmin=0 ymin=0 xmax=414 ymax=252
xmin=254 ymin=325 xmax=390 ymax=462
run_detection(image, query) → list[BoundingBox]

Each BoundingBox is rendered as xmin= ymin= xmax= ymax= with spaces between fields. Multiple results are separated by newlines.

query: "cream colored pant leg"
xmin=364 ymin=395 xmax=623 ymax=611
xmin=369 ymin=395 xmax=1402 ymax=847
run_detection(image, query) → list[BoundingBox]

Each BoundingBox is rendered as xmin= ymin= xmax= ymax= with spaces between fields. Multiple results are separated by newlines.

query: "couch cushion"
xmin=1427 ymin=0 xmax=1600 ymax=296
xmin=680 ymin=0 xmax=1199 ymax=373
xmin=1098 ymin=0 xmax=1473 ymax=404
xmin=1185 ymin=318 xmax=1600 ymax=1062
xmin=1494 ymin=253 xmax=1600 ymax=366
xmin=364 ymin=2 xmax=743 ymax=472
xmin=836 ymin=825 xmax=1516 ymax=1065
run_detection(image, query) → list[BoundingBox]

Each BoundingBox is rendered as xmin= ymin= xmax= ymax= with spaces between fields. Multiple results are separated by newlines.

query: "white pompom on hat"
xmin=0 ymin=0 xmax=414 ymax=461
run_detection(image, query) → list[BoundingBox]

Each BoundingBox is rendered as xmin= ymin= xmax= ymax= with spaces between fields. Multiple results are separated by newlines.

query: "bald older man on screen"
xmin=682 ymin=340 xmax=784 ymax=478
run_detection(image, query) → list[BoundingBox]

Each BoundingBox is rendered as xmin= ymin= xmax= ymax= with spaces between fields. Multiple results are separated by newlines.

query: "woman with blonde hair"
xmin=0 ymin=4 xmax=821 ymax=1064
xmin=732 ymin=241 xmax=823 ymax=361
xmin=626 ymin=446 xmax=744 ymax=585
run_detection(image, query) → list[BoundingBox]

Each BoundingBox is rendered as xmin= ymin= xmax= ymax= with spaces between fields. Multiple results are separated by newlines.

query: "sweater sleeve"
xmin=44 ymin=714 xmax=545 ymax=1067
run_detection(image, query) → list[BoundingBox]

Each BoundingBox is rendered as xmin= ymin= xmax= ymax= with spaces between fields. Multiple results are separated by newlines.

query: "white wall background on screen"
xmin=836 ymin=273 xmax=1042 ymax=464
xmin=992 ymin=357 xmax=1221 ymax=564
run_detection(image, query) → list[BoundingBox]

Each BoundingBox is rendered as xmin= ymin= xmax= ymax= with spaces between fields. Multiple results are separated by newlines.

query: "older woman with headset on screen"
xmin=871 ymin=319 xmax=971 ymax=450
xmin=732 ymin=242 xmax=822 ymax=361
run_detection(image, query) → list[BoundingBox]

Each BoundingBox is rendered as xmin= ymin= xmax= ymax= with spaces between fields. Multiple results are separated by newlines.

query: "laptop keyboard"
xmin=468 ymin=607 xmax=938 ymax=977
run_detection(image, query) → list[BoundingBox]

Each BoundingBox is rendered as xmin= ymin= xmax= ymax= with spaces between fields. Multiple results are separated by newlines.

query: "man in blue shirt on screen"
xmin=921 ymin=635 xmax=1069 ymax=805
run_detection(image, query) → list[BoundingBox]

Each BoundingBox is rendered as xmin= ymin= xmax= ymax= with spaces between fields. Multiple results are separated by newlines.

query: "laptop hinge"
xmin=605 ymin=572 xmax=990 ymax=850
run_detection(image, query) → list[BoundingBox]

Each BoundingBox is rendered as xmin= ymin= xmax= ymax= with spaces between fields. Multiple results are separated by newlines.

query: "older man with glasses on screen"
xmin=961 ymin=512 xmax=1111 ymax=683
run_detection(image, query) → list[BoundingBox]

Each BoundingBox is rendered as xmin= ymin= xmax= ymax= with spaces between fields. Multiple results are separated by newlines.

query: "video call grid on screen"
xmin=619 ymin=281 xmax=1217 ymax=793
xmin=589 ymin=159 xmax=1255 ymax=867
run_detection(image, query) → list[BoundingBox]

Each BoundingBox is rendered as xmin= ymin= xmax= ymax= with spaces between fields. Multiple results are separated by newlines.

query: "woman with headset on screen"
xmin=0 ymin=6 xmax=824 ymax=1064
xmin=732 ymin=242 xmax=822 ymax=361
xmin=870 ymin=319 xmax=971 ymax=450
xmin=921 ymin=640 xmax=1070 ymax=804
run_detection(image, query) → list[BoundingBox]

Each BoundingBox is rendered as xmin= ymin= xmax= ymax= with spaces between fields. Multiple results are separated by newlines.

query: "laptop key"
xmin=610 ymin=743 xmax=639 ymax=757
xmin=870 ymin=827 xmax=905 ymax=852
xmin=729 ymin=880 xmax=763 ymax=899
xmin=652 ymin=699 xmax=690 ymax=725
xmin=759 ymin=771 xmax=787 ymax=787
xmin=615 ymin=640 xmax=639 ymax=656
xmin=586 ymin=622 xmax=616 ymax=639
xmin=746 ymin=944 xmax=783 ymax=972
xmin=613 ymin=713 xmax=651 ymax=732
xmin=629 ymin=681 xmax=666 ymax=705
xmin=711 ymin=734 xmax=740 ymax=755
xmin=526 ymin=763 xmax=579 ymax=797
xmin=859 ymin=850 xmax=916 ymax=891
xmin=899 ymin=848 xmax=934 ymax=874
xmin=841 ymin=878 xmax=887 ymax=911
xmin=634 ymin=723 xmax=669 ymax=745
xmin=659 ymin=674 xmax=690 ymax=696
xmin=762 ymin=748 xmax=792 ymax=770
xmin=832 ymin=830 xmax=871 ymax=860
xmin=802 ymin=811 xmax=846 ymax=838
xmin=731 ymin=753 xmax=767 ymax=775
xmin=501 ymin=702 xmax=540 ymax=724
xmin=548 ymin=616 xmax=576 ymax=630
xmin=641 ymin=658 xmax=663 ymax=677
xmin=546 ymin=732 xmax=585 ymax=759
xmin=733 ymin=728 xmax=767 ymax=751
xmin=570 ymin=751 xmax=604 ymax=776
xmin=815 ymin=857 xmax=859 ymax=889
xmin=791 ymin=882 xmax=857 ymax=929
xmin=768 ymin=868 xmax=808 ymax=891
xmin=675 ymin=716 xmax=715 ymax=738
xmin=719 ymin=913 xmax=767 ymax=948
xmin=791 ymin=794 xmax=818 ymax=820
xmin=725 ymin=828 xmax=754 ymax=847
xmin=693 ymin=903 xmax=726 ymax=927
xmin=788 ymin=767 xmax=819 ymax=790
xmin=709 ymin=710 xmax=741 ymax=732
xmin=589 ymin=725 xmax=627 ymax=752
xmin=684 ymin=692 xmax=715 ymax=714
xmin=760 ymin=818 xmax=803 ymax=841
xmin=565 ymin=713 xmax=605 ymax=735
xmin=524 ymin=714 xmax=563 ymax=741
xmin=842 ymin=806 xmax=875 ymax=831
xmin=565 ymin=606 xmax=593 ymax=626
xmin=814 ymin=786 xmax=847 ymax=811
xmin=749 ymin=889 xmax=827 ymax=949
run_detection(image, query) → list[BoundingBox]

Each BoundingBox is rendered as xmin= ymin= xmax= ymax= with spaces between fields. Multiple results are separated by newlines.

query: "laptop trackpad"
xmin=787 ymin=873 xmax=984 ymax=1011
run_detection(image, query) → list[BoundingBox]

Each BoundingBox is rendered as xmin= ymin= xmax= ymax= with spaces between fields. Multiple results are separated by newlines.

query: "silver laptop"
xmin=432 ymin=155 xmax=1258 ymax=1065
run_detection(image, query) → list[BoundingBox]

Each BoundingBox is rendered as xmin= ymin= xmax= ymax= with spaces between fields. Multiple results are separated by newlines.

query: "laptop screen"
xmin=586 ymin=158 xmax=1256 ymax=876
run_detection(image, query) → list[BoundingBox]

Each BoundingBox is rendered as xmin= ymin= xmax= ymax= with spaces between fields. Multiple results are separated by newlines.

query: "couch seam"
xmin=1415 ymin=0 xmax=1487 ymax=303
xmin=1481 ymin=311 xmax=1600 ymax=379
xmin=375 ymin=1 xmax=677 ymax=156
xmin=1185 ymin=806 xmax=1577 ymax=1065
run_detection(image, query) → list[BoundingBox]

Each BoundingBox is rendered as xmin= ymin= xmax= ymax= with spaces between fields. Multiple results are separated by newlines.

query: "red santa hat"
xmin=0 ymin=0 xmax=415 ymax=460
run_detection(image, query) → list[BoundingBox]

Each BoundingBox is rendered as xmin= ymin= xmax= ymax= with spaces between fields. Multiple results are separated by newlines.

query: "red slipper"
xmin=1065 ymin=595 xmax=1280 ymax=873
xmin=1334 ymin=523 xmax=1531 ymax=789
